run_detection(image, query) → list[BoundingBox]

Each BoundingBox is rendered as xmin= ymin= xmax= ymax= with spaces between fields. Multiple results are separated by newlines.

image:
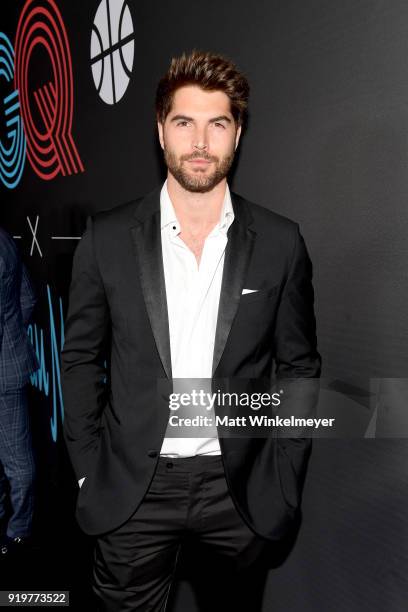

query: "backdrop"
xmin=1 ymin=0 xmax=407 ymax=610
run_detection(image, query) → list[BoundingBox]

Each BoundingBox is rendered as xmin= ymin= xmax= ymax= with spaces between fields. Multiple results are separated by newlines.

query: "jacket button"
xmin=147 ymin=450 xmax=158 ymax=458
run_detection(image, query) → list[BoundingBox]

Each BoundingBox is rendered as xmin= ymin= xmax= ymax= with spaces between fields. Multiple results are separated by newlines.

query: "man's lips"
xmin=187 ymin=158 xmax=212 ymax=164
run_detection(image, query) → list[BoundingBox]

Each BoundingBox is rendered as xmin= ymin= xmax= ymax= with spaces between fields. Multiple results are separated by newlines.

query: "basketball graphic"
xmin=91 ymin=0 xmax=135 ymax=104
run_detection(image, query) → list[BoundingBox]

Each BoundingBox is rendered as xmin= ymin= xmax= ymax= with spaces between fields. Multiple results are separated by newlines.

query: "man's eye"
xmin=214 ymin=122 xmax=226 ymax=129
xmin=177 ymin=121 xmax=189 ymax=127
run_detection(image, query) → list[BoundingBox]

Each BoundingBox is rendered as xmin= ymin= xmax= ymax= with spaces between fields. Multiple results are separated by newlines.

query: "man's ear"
xmin=157 ymin=120 xmax=164 ymax=150
xmin=235 ymin=124 xmax=242 ymax=150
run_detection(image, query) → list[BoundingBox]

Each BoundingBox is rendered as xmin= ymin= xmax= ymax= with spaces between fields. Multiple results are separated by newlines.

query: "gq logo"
xmin=0 ymin=0 xmax=84 ymax=189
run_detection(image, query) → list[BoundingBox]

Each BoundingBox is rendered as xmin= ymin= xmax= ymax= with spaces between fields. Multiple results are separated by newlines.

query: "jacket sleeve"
xmin=61 ymin=215 xmax=110 ymax=481
xmin=273 ymin=224 xmax=321 ymax=503
xmin=274 ymin=224 xmax=321 ymax=380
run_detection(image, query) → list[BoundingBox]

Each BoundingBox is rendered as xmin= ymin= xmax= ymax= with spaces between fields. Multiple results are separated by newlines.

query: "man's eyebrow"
xmin=170 ymin=115 xmax=194 ymax=123
xmin=209 ymin=115 xmax=232 ymax=123
xmin=169 ymin=114 xmax=232 ymax=123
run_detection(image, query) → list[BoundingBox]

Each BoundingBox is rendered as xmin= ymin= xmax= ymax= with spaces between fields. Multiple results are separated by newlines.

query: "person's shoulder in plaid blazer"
xmin=0 ymin=226 xmax=39 ymax=393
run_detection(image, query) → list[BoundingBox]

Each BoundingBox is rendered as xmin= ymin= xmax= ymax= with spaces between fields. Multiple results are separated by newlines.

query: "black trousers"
xmin=92 ymin=455 xmax=271 ymax=611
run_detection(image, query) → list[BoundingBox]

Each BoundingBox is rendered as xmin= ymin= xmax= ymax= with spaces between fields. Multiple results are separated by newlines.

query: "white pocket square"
xmin=78 ymin=477 xmax=86 ymax=488
xmin=242 ymin=289 xmax=259 ymax=295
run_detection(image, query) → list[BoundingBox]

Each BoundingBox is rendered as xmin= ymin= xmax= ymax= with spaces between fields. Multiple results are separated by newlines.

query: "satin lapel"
xmin=212 ymin=198 xmax=256 ymax=375
xmin=130 ymin=203 xmax=172 ymax=380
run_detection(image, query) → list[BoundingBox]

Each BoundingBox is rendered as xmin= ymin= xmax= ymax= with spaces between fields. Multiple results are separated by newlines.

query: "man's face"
xmin=158 ymin=85 xmax=242 ymax=193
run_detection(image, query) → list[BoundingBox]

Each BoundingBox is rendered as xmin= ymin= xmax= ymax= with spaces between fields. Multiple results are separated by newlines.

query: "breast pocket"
xmin=240 ymin=284 xmax=279 ymax=303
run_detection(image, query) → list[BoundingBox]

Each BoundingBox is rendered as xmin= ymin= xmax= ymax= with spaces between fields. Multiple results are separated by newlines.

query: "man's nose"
xmin=192 ymin=126 xmax=208 ymax=150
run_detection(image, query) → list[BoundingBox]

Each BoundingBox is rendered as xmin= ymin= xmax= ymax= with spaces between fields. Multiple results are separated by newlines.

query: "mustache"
xmin=180 ymin=152 xmax=218 ymax=162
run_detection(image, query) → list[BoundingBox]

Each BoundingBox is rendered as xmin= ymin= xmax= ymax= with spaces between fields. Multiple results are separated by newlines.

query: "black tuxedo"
xmin=61 ymin=186 xmax=321 ymax=540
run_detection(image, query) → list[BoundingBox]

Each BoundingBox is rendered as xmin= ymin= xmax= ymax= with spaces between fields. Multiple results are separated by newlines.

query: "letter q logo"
xmin=0 ymin=0 xmax=84 ymax=189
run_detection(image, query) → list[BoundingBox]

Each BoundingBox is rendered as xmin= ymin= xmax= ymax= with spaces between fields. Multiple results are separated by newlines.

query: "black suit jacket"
xmin=61 ymin=186 xmax=321 ymax=538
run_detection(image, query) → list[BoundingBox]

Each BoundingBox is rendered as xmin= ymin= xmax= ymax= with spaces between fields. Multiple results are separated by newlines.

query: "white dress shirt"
xmin=159 ymin=180 xmax=234 ymax=457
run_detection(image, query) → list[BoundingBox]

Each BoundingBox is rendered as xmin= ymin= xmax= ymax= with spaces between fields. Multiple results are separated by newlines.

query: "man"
xmin=0 ymin=227 xmax=38 ymax=558
xmin=61 ymin=50 xmax=321 ymax=611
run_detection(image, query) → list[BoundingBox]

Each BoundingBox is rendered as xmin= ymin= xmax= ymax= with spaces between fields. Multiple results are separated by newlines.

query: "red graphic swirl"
xmin=14 ymin=0 xmax=84 ymax=180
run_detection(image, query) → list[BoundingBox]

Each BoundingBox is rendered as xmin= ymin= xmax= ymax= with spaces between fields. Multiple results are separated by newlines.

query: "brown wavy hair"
xmin=156 ymin=50 xmax=249 ymax=127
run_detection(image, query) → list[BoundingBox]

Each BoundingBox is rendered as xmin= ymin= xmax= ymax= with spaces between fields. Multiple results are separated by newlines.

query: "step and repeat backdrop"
xmin=1 ymin=0 xmax=407 ymax=610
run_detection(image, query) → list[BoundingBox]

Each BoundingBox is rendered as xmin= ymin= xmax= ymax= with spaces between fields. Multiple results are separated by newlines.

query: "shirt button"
xmin=147 ymin=450 xmax=158 ymax=458
xmin=166 ymin=461 xmax=173 ymax=469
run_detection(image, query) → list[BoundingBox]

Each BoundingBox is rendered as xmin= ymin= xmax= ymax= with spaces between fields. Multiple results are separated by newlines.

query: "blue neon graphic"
xmin=28 ymin=284 xmax=107 ymax=442
xmin=0 ymin=32 xmax=26 ymax=189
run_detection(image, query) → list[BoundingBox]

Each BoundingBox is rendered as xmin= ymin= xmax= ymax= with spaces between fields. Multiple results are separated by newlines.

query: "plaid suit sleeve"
xmin=20 ymin=263 xmax=37 ymax=326
xmin=0 ymin=256 xmax=4 ymax=346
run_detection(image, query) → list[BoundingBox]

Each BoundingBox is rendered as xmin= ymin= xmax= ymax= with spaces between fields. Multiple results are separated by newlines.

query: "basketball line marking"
xmin=105 ymin=0 xmax=116 ymax=104
xmin=90 ymin=31 xmax=134 ymax=64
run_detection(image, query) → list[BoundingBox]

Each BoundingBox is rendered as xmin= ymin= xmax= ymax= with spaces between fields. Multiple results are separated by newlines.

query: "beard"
xmin=163 ymin=145 xmax=236 ymax=193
